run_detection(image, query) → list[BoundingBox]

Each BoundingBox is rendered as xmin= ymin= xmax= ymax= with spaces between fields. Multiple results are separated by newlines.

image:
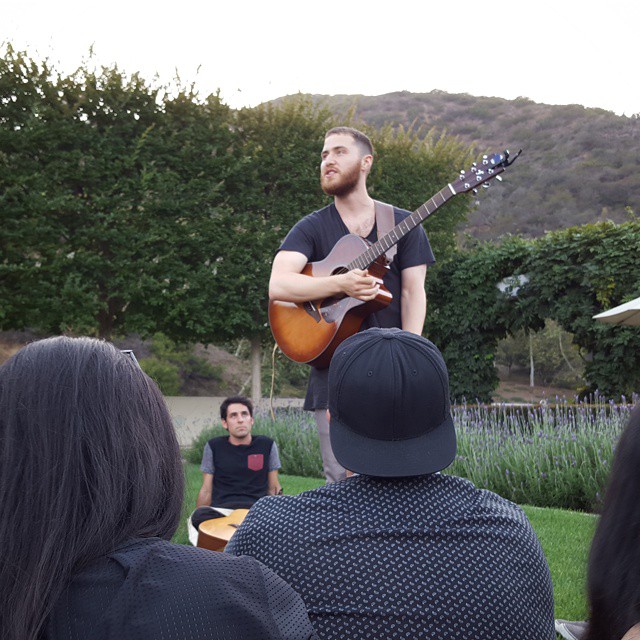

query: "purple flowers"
xmin=446 ymin=397 xmax=635 ymax=511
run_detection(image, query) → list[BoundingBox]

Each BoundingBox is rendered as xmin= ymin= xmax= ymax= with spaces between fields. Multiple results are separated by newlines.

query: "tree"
xmin=427 ymin=235 xmax=534 ymax=401
xmin=369 ymin=124 xmax=475 ymax=262
xmin=0 ymin=52 xmax=480 ymax=401
xmin=216 ymin=97 xmax=336 ymax=401
xmin=426 ymin=221 xmax=640 ymax=400
xmin=520 ymin=221 xmax=640 ymax=398
xmin=496 ymin=321 xmax=585 ymax=388
xmin=0 ymin=46 xmax=238 ymax=341
xmin=216 ymin=103 xmax=476 ymax=401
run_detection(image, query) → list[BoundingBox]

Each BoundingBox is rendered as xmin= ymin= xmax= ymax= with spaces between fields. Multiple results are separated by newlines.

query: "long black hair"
xmin=586 ymin=404 xmax=640 ymax=640
xmin=0 ymin=337 xmax=184 ymax=640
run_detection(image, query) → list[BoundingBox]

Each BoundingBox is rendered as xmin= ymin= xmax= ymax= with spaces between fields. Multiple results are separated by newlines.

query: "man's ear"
xmin=361 ymin=154 xmax=373 ymax=173
xmin=221 ymin=419 xmax=229 ymax=431
xmin=326 ymin=409 xmax=331 ymax=423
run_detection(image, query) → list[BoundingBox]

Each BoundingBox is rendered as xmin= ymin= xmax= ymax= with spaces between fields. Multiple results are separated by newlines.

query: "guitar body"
xmin=197 ymin=509 xmax=249 ymax=552
xmin=269 ymin=234 xmax=392 ymax=369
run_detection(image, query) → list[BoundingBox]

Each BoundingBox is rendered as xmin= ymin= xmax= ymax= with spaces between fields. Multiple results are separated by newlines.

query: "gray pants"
xmin=315 ymin=409 xmax=346 ymax=483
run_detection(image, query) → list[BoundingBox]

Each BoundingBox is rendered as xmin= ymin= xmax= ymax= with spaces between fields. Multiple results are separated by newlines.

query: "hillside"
xmin=0 ymin=331 xmax=251 ymax=397
xmin=294 ymin=91 xmax=640 ymax=240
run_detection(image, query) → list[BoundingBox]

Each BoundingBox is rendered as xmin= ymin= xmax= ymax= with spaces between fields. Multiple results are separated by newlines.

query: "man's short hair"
xmin=325 ymin=126 xmax=374 ymax=157
xmin=220 ymin=395 xmax=253 ymax=420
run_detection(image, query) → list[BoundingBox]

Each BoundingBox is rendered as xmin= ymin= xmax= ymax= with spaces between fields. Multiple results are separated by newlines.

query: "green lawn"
xmin=522 ymin=504 xmax=596 ymax=620
xmin=177 ymin=463 xmax=596 ymax=621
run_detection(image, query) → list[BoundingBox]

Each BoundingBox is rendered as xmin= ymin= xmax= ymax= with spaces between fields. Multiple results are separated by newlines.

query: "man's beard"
xmin=321 ymin=162 xmax=360 ymax=197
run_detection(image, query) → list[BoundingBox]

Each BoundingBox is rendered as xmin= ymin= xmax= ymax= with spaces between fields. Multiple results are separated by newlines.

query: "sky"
xmin=2 ymin=0 xmax=639 ymax=116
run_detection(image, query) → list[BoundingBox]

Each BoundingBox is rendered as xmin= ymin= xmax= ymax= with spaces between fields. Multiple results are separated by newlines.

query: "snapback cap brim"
xmin=330 ymin=411 xmax=457 ymax=477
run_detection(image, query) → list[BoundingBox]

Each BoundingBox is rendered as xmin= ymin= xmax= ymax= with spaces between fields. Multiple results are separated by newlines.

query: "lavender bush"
xmin=448 ymin=397 xmax=633 ymax=511
xmin=184 ymin=397 xmax=635 ymax=510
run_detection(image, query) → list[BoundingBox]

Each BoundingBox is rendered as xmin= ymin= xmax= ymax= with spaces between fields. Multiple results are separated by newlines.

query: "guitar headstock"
xmin=451 ymin=149 xmax=522 ymax=195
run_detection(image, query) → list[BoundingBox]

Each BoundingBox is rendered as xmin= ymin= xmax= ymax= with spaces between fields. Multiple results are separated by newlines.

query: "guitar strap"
xmin=374 ymin=200 xmax=397 ymax=263
xmin=364 ymin=201 xmax=396 ymax=330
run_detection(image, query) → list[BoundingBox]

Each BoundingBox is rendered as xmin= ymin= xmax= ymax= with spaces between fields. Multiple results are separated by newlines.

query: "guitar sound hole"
xmin=303 ymin=301 xmax=321 ymax=322
xmin=327 ymin=267 xmax=348 ymax=301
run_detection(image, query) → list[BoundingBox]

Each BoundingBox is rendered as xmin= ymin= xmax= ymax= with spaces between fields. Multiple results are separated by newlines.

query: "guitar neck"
xmin=348 ymin=185 xmax=457 ymax=270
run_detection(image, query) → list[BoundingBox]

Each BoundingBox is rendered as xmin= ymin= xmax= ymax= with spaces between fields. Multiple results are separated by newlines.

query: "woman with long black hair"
xmin=0 ymin=336 xmax=316 ymax=640
xmin=586 ymin=404 xmax=640 ymax=640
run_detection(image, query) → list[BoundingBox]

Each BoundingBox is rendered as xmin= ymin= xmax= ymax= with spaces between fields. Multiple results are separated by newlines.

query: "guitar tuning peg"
xmin=459 ymin=169 xmax=466 ymax=175
xmin=496 ymin=175 xmax=503 ymax=182
xmin=470 ymin=166 xmax=477 ymax=173
xmin=472 ymin=188 xmax=478 ymax=195
xmin=482 ymin=183 xmax=490 ymax=189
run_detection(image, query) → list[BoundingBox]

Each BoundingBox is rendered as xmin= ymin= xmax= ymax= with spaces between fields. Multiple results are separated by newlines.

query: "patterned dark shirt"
xmin=47 ymin=537 xmax=318 ymax=640
xmin=226 ymin=473 xmax=555 ymax=640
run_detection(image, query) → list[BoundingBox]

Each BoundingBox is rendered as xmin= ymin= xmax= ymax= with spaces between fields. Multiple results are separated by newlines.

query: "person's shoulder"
xmin=425 ymin=474 xmax=522 ymax=515
xmin=296 ymin=203 xmax=333 ymax=227
xmin=429 ymin=475 xmax=543 ymax=554
xmin=391 ymin=205 xmax=413 ymax=220
xmin=308 ymin=202 xmax=333 ymax=218
xmin=387 ymin=203 xmax=434 ymax=263
xmin=121 ymin=538 xmax=271 ymax=589
xmin=109 ymin=539 xmax=315 ymax=637
xmin=252 ymin=434 xmax=274 ymax=445
xmin=209 ymin=435 xmax=229 ymax=448
xmin=228 ymin=487 xmax=332 ymax=547
xmin=246 ymin=482 xmax=337 ymax=517
xmin=476 ymin=485 xmax=528 ymax=519
xmin=447 ymin=475 xmax=534 ymax=530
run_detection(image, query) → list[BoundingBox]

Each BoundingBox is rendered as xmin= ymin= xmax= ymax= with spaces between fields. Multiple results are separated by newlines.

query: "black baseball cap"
xmin=328 ymin=328 xmax=456 ymax=477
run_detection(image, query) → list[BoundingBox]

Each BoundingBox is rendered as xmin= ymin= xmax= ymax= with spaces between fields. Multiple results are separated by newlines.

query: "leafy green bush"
xmin=428 ymin=221 xmax=640 ymax=401
xmin=140 ymin=357 xmax=182 ymax=395
xmin=140 ymin=332 xmax=221 ymax=395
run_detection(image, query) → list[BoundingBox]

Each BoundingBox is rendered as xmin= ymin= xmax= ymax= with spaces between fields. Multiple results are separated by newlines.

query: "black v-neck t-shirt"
xmin=279 ymin=203 xmax=435 ymax=410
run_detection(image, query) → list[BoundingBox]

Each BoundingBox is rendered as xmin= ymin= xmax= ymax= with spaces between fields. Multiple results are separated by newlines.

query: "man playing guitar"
xmin=269 ymin=127 xmax=434 ymax=483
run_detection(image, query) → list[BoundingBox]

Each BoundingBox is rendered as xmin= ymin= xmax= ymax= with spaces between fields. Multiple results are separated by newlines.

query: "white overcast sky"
xmin=2 ymin=0 xmax=639 ymax=116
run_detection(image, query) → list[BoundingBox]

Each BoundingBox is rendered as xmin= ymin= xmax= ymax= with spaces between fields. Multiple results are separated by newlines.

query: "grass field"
xmin=176 ymin=463 xmax=596 ymax=621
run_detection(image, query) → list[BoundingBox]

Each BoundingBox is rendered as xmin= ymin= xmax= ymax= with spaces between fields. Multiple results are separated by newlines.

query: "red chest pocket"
xmin=247 ymin=454 xmax=264 ymax=471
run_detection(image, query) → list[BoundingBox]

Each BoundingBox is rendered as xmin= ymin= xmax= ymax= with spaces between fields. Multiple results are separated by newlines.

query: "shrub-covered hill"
xmin=289 ymin=90 xmax=640 ymax=241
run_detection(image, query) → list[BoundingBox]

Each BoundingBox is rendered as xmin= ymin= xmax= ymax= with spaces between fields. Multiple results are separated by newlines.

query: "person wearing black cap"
xmin=226 ymin=328 xmax=555 ymax=640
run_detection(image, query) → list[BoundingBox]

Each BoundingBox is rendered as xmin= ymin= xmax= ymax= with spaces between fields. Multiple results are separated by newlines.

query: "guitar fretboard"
xmin=348 ymin=185 xmax=456 ymax=270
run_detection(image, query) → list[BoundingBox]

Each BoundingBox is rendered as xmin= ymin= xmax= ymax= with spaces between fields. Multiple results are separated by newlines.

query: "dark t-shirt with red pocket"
xmin=209 ymin=435 xmax=275 ymax=508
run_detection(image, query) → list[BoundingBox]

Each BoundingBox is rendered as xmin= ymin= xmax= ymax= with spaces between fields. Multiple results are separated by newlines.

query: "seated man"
xmin=226 ymin=329 xmax=555 ymax=639
xmin=191 ymin=395 xmax=282 ymax=535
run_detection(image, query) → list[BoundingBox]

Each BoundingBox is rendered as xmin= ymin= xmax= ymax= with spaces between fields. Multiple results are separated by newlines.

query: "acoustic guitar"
xmin=269 ymin=149 xmax=522 ymax=369
xmin=197 ymin=509 xmax=249 ymax=552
